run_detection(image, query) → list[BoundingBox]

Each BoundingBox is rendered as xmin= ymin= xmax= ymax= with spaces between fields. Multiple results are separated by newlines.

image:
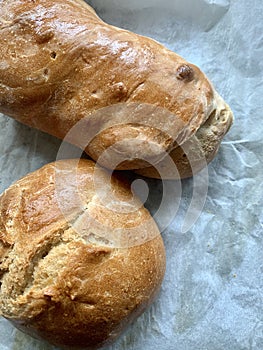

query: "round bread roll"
xmin=0 ymin=0 xmax=233 ymax=172
xmin=0 ymin=159 xmax=166 ymax=349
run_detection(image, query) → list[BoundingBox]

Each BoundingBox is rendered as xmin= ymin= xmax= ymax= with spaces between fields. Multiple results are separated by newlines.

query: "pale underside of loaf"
xmin=136 ymin=94 xmax=233 ymax=179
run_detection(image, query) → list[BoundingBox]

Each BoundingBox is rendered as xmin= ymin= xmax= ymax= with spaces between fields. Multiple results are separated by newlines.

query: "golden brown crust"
xmin=135 ymin=96 xmax=234 ymax=179
xmin=0 ymin=0 xmax=221 ymax=170
xmin=0 ymin=159 xmax=166 ymax=349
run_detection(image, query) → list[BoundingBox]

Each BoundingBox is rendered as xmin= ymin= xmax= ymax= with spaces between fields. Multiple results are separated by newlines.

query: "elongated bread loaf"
xmin=0 ymin=0 xmax=233 ymax=173
xmin=0 ymin=159 xmax=165 ymax=349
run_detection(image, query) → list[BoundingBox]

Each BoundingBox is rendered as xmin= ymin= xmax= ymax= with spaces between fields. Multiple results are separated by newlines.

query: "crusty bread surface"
xmin=0 ymin=159 xmax=166 ymax=349
xmin=0 ymin=0 xmax=233 ymax=172
xmin=136 ymin=94 xmax=233 ymax=179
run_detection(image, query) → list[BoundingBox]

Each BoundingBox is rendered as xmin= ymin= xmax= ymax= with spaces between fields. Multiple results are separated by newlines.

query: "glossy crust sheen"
xmin=0 ymin=159 xmax=166 ymax=349
xmin=0 ymin=0 xmax=230 ymax=171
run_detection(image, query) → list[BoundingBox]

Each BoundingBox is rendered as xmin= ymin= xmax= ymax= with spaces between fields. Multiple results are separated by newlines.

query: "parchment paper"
xmin=0 ymin=0 xmax=262 ymax=349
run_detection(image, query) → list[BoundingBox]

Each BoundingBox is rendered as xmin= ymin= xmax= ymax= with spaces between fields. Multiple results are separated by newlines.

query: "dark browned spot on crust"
xmin=50 ymin=51 xmax=57 ymax=59
xmin=35 ymin=30 xmax=55 ymax=44
xmin=176 ymin=64 xmax=194 ymax=82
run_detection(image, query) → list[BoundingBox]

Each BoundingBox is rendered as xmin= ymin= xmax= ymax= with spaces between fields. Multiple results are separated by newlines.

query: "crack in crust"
xmin=0 ymin=159 xmax=165 ymax=350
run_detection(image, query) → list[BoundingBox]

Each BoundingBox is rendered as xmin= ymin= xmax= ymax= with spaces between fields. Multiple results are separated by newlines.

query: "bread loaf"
xmin=0 ymin=0 xmax=233 ymax=173
xmin=0 ymin=159 xmax=166 ymax=349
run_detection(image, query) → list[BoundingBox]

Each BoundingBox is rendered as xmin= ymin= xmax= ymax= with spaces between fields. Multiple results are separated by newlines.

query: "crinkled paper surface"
xmin=0 ymin=0 xmax=262 ymax=349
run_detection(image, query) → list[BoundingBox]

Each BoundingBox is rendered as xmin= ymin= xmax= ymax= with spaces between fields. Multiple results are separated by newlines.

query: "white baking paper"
xmin=0 ymin=0 xmax=262 ymax=349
